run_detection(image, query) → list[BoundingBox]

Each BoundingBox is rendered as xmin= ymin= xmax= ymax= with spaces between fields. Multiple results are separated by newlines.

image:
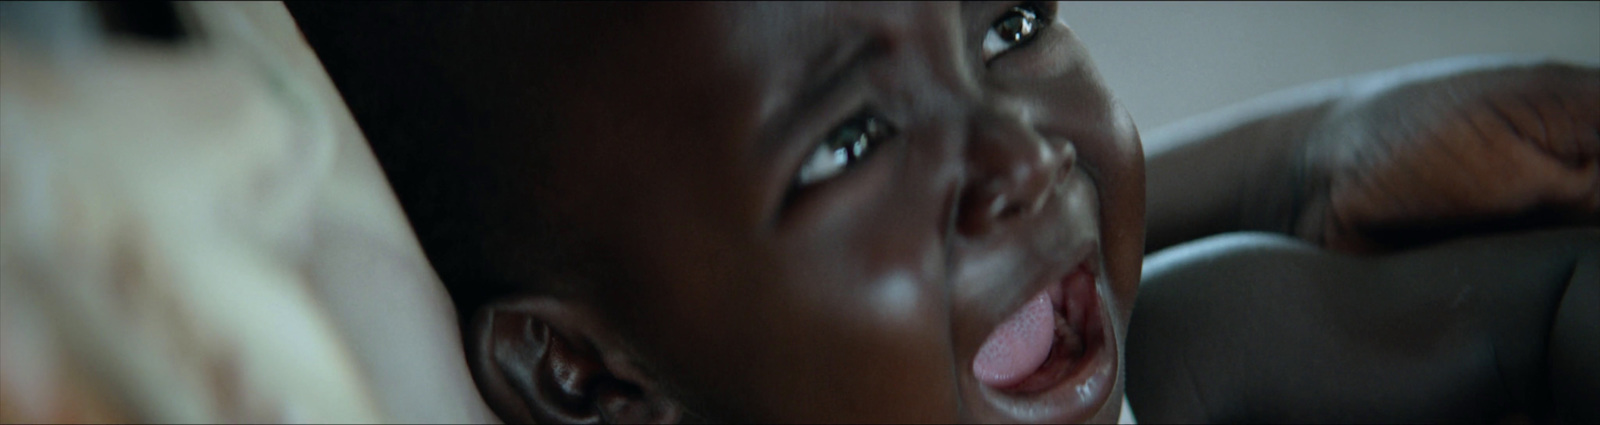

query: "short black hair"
xmin=288 ymin=3 xmax=588 ymax=321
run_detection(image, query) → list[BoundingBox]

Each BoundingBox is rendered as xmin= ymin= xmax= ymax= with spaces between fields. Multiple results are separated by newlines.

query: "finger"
xmin=1556 ymin=87 xmax=1600 ymax=159
xmin=1464 ymin=98 xmax=1521 ymax=149
xmin=1587 ymin=161 xmax=1600 ymax=214
xmin=1535 ymin=154 xmax=1600 ymax=212
xmin=1486 ymin=93 xmax=1547 ymax=148
xmin=1525 ymin=91 xmax=1578 ymax=162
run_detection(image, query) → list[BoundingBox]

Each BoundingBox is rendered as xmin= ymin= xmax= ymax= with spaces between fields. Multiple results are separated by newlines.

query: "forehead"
xmin=716 ymin=2 xmax=963 ymax=124
xmin=547 ymin=2 xmax=964 ymax=112
xmin=537 ymin=2 xmax=972 ymax=214
xmin=716 ymin=2 xmax=926 ymax=72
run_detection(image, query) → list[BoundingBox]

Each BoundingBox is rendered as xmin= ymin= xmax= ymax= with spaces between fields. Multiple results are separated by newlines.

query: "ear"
xmin=468 ymin=297 xmax=682 ymax=424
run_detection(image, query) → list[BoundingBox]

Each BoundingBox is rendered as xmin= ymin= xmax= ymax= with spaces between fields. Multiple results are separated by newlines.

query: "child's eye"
xmin=982 ymin=4 xmax=1045 ymax=60
xmin=794 ymin=112 xmax=897 ymax=188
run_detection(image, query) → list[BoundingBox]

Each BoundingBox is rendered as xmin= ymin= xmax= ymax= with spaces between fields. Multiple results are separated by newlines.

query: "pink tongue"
xmin=972 ymin=293 xmax=1056 ymax=388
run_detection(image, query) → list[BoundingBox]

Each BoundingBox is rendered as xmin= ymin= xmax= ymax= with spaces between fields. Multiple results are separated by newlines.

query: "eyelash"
xmin=782 ymin=3 xmax=1053 ymax=207
xmin=983 ymin=2 xmax=1051 ymax=61
xmin=790 ymin=110 xmax=897 ymax=190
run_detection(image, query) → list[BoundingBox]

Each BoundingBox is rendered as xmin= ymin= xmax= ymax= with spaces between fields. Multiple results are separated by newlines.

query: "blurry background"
xmin=1066 ymin=1 xmax=1600 ymax=129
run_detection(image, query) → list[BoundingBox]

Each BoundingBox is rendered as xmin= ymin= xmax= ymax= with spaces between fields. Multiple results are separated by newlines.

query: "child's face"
xmin=528 ymin=2 xmax=1143 ymax=422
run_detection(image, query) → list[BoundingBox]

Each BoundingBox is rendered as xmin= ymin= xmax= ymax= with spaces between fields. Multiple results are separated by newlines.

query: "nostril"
xmin=957 ymin=190 xmax=1011 ymax=236
xmin=1056 ymin=140 xmax=1077 ymax=180
xmin=998 ymin=204 xmax=1026 ymax=221
xmin=958 ymin=140 xmax=1076 ymax=236
xmin=988 ymin=193 xmax=1012 ymax=219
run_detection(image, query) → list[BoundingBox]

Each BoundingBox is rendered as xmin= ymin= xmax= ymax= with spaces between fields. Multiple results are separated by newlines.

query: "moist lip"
xmin=990 ymin=263 xmax=1105 ymax=394
xmin=969 ymin=251 xmax=1120 ymax=424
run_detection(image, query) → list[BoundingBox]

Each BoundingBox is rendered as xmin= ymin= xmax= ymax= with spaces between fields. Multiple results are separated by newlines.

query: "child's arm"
xmin=1144 ymin=56 xmax=1600 ymax=254
xmin=1126 ymin=227 xmax=1599 ymax=423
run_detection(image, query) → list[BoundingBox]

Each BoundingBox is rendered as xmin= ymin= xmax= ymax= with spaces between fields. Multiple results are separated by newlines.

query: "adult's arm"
xmin=1126 ymin=227 xmax=1600 ymax=423
xmin=196 ymin=3 xmax=500 ymax=422
xmin=1141 ymin=74 xmax=1339 ymax=252
xmin=1143 ymin=56 xmax=1600 ymax=253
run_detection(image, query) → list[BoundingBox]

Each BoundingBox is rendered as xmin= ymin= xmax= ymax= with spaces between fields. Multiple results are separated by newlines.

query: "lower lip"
xmin=981 ymin=264 xmax=1118 ymax=423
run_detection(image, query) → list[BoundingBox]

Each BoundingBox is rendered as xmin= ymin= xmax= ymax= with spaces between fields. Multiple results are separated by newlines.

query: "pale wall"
xmin=1064 ymin=1 xmax=1600 ymax=130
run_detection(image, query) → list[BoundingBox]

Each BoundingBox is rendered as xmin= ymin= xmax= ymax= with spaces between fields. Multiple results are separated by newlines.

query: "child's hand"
xmin=1297 ymin=60 xmax=1600 ymax=252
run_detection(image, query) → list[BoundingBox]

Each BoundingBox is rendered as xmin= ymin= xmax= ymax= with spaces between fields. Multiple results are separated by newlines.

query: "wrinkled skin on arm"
xmin=1144 ymin=56 xmax=1600 ymax=254
xmin=1298 ymin=58 xmax=1600 ymax=252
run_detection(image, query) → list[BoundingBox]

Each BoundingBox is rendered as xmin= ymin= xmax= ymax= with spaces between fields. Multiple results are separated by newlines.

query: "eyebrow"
xmin=758 ymin=32 xmax=883 ymax=155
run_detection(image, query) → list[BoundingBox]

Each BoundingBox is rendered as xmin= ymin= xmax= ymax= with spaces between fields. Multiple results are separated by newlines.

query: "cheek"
xmin=1094 ymin=107 xmax=1145 ymax=321
xmin=746 ymin=165 xmax=963 ymax=421
xmin=1022 ymin=30 xmax=1145 ymax=318
xmin=757 ymin=263 xmax=959 ymax=421
xmin=1034 ymin=80 xmax=1144 ymax=322
xmin=986 ymin=20 xmax=1087 ymax=88
xmin=633 ymin=174 xmax=964 ymax=422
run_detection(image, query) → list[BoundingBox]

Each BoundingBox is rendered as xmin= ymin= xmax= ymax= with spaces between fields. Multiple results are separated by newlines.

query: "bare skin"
xmin=1144 ymin=56 xmax=1600 ymax=254
xmin=1130 ymin=228 xmax=1599 ymax=423
xmin=5 ymin=1 xmax=1597 ymax=423
xmin=281 ymin=2 xmax=1600 ymax=423
xmin=483 ymin=3 xmax=1143 ymax=423
xmin=301 ymin=2 xmax=1142 ymax=422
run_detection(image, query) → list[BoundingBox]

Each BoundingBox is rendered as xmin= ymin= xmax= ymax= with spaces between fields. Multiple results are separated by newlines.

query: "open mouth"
xmin=971 ymin=260 xmax=1116 ymax=418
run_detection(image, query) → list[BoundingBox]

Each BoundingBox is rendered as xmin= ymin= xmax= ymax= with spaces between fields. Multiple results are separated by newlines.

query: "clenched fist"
xmin=1297 ymin=59 xmax=1600 ymax=252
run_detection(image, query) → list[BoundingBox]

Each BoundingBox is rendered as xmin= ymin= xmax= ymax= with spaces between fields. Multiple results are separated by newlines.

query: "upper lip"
xmin=955 ymin=165 xmax=1113 ymax=422
xmin=966 ymin=239 xmax=1113 ymax=422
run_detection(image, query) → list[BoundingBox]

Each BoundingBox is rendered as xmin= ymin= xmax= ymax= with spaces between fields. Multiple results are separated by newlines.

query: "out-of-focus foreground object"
xmin=0 ymin=2 xmax=410 ymax=422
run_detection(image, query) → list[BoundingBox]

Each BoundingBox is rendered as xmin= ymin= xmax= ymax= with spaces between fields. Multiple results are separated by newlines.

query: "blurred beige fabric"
xmin=1 ymin=2 xmax=491 ymax=423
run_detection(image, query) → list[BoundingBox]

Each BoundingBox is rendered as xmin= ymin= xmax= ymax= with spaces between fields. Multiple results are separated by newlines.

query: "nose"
xmin=957 ymin=106 xmax=1074 ymax=237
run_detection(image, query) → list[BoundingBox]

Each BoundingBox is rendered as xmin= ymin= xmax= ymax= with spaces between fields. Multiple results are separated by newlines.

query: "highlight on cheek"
xmin=24 ymin=1 xmax=1591 ymax=424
